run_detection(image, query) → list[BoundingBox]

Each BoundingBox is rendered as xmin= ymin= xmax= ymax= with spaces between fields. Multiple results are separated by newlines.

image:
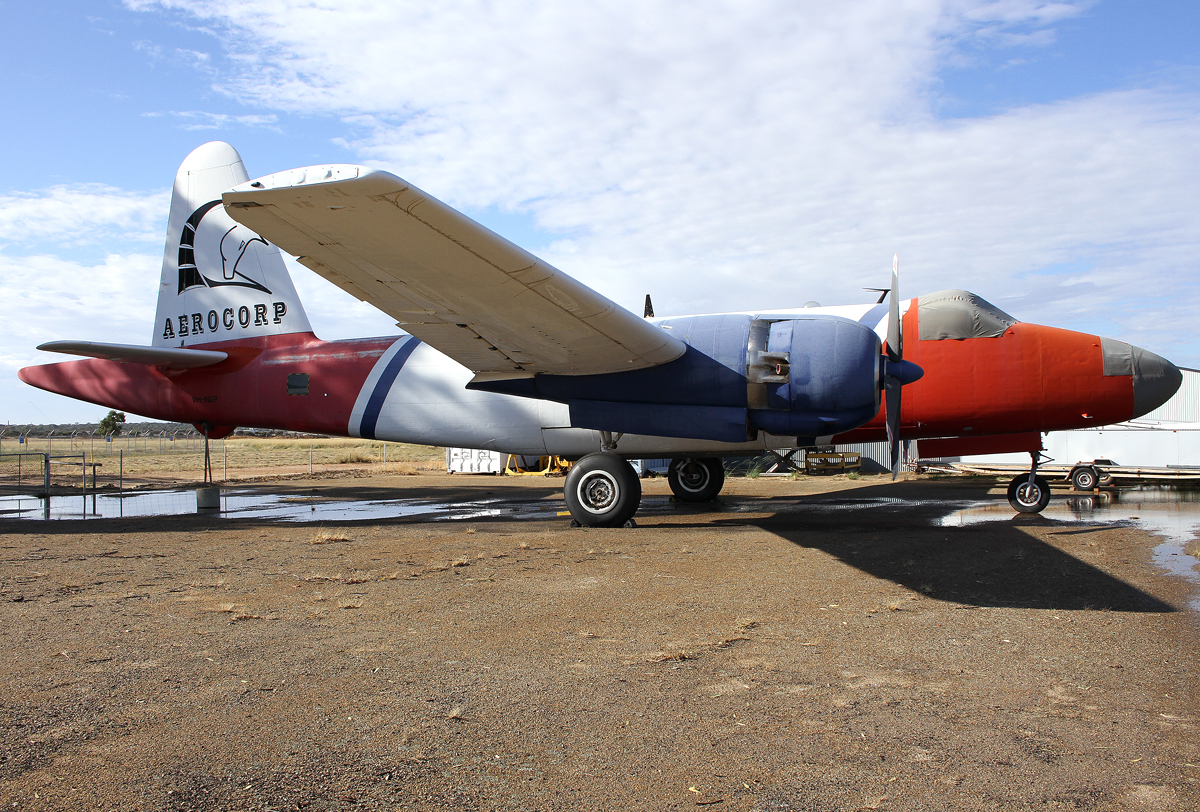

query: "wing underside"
xmin=222 ymin=166 xmax=684 ymax=379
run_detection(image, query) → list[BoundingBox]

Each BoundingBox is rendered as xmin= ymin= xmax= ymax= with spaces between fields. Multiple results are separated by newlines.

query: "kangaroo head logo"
xmin=178 ymin=201 xmax=273 ymax=295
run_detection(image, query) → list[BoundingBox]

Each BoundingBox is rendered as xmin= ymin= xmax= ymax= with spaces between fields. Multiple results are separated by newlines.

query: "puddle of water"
xmin=0 ymin=489 xmax=560 ymax=523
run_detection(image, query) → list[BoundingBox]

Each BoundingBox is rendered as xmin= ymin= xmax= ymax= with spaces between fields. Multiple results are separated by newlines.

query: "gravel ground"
xmin=1 ymin=473 xmax=1197 ymax=811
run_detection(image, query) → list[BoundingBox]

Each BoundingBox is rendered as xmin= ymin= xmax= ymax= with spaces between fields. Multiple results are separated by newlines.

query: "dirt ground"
xmin=1 ymin=473 xmax=1197 ymax=811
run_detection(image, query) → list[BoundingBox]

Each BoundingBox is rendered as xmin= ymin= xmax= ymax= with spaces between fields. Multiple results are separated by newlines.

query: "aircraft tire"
xmin=564 ymin=453 xmax=642 ymax=528
xmin=1071 ymin=466 xmax=1098 ymax=491
xmin=1007 ymin=474 xmax=1051 ymax=513
xmin=667 ymin=457 xmax=725 ymax=502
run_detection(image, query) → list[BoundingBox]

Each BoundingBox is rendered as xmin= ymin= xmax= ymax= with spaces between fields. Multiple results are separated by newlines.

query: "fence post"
xmin=43 ymin=453 xmax=50 ymax=496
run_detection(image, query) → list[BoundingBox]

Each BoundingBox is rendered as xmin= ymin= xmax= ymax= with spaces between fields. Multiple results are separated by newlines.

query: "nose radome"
xmin=1131 ymin=345 xmax=1182 ymax=418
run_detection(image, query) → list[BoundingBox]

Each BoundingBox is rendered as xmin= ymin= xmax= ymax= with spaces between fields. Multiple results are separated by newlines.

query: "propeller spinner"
xmin=882 ymin=255 xmax=924 ymax=478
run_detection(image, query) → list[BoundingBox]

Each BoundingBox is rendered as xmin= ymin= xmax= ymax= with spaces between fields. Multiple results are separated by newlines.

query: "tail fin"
xmin=153 ymin=141 xmax=311 ymax=347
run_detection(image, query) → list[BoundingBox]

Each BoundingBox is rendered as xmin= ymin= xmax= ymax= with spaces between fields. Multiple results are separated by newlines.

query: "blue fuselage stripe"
xmin=360 ymin=337 xmax=419 ymax=439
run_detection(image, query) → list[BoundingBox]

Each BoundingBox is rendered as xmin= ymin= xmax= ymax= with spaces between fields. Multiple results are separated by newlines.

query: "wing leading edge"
xmin=222 ymin=166 xmax=684 ymax=379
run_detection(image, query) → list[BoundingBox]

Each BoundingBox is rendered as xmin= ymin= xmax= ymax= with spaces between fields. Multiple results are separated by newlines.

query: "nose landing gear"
xmin=1007 ymin=451 xmax=1052 ymax=513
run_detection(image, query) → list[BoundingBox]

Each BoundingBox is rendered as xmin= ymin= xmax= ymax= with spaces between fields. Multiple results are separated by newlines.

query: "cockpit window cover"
xmin=917 ymin=289 xmax=1018 ymax=341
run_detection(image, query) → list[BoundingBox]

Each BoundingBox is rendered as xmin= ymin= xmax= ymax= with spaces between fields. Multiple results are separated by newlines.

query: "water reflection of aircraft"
xmin=20 ymin=142 xmax=1182 ymax=526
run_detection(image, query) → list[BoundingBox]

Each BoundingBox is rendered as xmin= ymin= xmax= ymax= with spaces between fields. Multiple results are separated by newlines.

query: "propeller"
xmin=882 ymin=255 xmax=924 ymax=479
xmin=643 ymin=294 xmax=655 ymax=319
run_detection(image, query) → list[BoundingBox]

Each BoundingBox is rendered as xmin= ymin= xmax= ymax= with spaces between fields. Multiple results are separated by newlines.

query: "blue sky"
xmin=2 ymin=0 xmax=1198 ymax=424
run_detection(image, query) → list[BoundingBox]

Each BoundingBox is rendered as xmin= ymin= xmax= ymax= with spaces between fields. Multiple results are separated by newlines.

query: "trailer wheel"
xmin=1071 ymin=466 xmax=1098 ymax=492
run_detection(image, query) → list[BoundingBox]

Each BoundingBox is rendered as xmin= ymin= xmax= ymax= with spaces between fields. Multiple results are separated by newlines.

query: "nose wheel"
xmin=1007 ymin=474 xmax=1051 ymax=513
xmin=1007 ymin=451 xmax=1052 ymax=513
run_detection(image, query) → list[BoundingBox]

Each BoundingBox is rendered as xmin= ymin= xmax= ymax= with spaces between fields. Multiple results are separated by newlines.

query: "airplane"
xmin=19 ymin=142 xmax=1183 ymax=526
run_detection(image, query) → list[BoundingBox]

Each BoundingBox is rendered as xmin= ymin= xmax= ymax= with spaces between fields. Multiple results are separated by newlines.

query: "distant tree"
xmin=98 ymin=410 xmax=126 ymax=437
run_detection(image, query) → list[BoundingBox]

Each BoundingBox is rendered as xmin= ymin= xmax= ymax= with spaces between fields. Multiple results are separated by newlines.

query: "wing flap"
xmin=223 ymin=168 xmax=685 ymax=377
xmin=37 ymin=341 xmax=227 ymax=369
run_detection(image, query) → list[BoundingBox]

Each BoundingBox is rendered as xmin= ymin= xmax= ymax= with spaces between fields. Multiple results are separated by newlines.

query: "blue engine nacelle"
xmin=743 ymin=316 xmax=881 ymax=440
xmin=470 ymin=312 xmax=883 ymax=445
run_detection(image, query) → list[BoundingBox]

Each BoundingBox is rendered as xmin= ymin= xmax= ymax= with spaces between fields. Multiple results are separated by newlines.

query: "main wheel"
xmin=564 ymin=453 xmax=642 ymax=528
xmin=667 ymin=457 xmax=725 ymax=502
xmin=1071 ymin=466 xmax=1098 ymax=491
xmin=1008 ymin=474 xmax=1051 ymax=513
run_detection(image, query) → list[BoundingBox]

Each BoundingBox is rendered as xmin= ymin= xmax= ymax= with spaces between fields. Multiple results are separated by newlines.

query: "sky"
xmin=2 ymin=0 xmax=1198 ymax=424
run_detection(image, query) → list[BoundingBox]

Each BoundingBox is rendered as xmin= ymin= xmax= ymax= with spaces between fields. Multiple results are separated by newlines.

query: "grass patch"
xmin=45 ymin=436 xmax=444 ymax=479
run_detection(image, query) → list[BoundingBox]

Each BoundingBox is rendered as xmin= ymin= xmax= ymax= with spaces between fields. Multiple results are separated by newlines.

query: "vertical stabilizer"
xmin=153 ymin=141 xmax=312 ymax=347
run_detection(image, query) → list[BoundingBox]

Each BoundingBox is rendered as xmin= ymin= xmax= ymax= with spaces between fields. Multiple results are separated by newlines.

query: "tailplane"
xmin=153 ymin=141 xmax=311 ymax=347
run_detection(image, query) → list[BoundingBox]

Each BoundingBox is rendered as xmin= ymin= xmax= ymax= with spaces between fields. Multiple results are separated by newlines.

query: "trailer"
xmin=930 ymin=458 xmax=1200 ymax=490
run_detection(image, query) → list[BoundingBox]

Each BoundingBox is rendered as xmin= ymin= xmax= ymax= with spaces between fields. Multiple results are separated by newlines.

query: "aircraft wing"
xmin=37 ymin=341 xmax=227 ymax=369
xmin=222 ymin=166 xmax=685 ymax=380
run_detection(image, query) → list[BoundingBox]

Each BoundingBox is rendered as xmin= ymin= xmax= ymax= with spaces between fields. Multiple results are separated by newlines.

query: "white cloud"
xmin=1 ymin=251 xmax=162 ymax=423
xmin=2 ymin=252 xmax=161 ymax=350
xmin=143 ymin=110 xmax=280 ymax=130
xmin=0 ymin=186 xmax=168 ymax=247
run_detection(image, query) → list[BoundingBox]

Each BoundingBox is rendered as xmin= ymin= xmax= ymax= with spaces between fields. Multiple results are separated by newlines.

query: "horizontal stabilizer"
xmin=37 ymin=341 xmax=227 ymax=369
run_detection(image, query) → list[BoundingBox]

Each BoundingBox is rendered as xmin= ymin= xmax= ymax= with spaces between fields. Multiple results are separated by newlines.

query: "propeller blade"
xmin=643 ymin=294 xmax=655 ymax=319
xmin=881 ymin=254 xmax=913 ymax=479
xmin=887 ymin=254 xmax=901 ymax=362
xmin=885 ymin=376 xmax=901 ymax=479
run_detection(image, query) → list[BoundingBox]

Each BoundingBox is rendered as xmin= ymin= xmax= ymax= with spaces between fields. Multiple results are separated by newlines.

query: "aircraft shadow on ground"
xmin=670 ymin=481 xmax=1177 ymax=614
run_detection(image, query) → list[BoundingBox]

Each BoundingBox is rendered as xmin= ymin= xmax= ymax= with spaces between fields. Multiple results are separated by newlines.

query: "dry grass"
xmin=39 ymin=436 xmax=444 ymax=478
xmin=336 ymin=451 xmax=375 ymax=464
xmin=310 ymin=529 xmax=351 ymax=544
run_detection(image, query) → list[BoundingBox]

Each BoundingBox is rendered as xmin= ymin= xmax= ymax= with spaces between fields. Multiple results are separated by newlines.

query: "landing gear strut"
xmin=1007 ymin=451 xmax=1051 ymax=513
xmin=667 ymin=457 xmax=725 ymax=502
xmin=564 ymin=453 xmax=642 ymax=528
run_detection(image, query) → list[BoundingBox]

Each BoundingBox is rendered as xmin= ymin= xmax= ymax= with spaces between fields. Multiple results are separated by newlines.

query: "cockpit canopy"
xmin=917 ymin=289 xmax=1018 ymax=340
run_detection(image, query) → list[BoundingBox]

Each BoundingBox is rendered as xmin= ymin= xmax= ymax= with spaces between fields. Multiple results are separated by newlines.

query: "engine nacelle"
xmin=744 ymin=316 xmax=881 ymax=440
xmin=470 ymin=312 xmax=883 ymax=444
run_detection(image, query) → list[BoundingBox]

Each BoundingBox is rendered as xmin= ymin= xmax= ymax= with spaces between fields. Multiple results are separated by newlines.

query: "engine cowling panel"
xmin=746 ymin=316 xmax=881 ymax=439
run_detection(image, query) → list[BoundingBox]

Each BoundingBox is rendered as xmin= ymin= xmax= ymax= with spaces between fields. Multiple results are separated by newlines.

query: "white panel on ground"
xmin=445 ymin=448 xmax=505 ymax=474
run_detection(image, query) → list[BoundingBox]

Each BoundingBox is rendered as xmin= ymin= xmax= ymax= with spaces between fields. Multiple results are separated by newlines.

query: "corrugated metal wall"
xmin=1140 ymin=368 xmax=1200 ymax=423
xmin=831 ymin=441 xmax=893 ymax=473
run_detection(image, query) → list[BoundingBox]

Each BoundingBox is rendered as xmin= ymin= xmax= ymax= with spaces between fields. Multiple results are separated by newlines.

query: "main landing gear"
xmin=1007 ymin=451 xmax=1051 ymax=514
xmin=562 ymin=446 xmax=729 ymax=527
xmin=667 ymin=457 xmax=725 ymax=502
xmin=564 ymin=453 xmax=642 ymax=528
